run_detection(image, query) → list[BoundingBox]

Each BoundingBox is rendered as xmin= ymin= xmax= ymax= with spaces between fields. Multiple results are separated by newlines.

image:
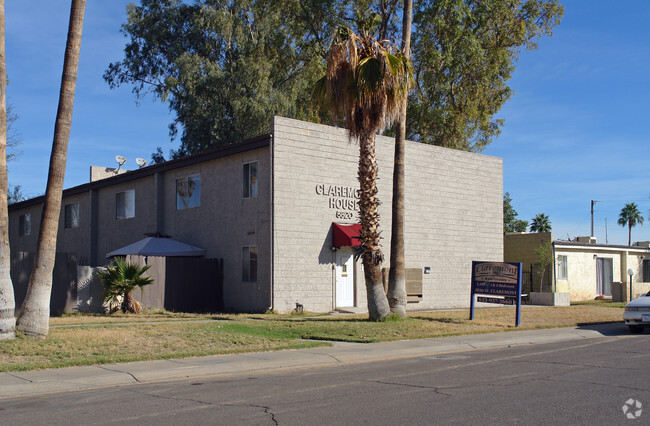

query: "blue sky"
xmin=5 ymin=1 xmax=650 ymax=246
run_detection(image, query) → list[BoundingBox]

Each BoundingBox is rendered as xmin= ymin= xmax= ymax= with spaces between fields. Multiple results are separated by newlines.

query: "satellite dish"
xmin=136 ymin=158 xmax=147 ymax=168
xmin=115 ymin=155 xmax=127 ymax=172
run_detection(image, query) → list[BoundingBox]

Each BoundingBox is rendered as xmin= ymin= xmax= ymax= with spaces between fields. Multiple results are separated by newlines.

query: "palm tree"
xmin=16 ymin=0 xmax=86 ymax=338
xmin=98 ymin=258 xmax=154 ymax=314
xmin=0 ymin=0 xmax=16 ymax=340
xmin=530 ymin=213 xmax=551 ymax=233
xmin=387 ymin=0 xmax=413 ymax=318
xmin=317 ymin=13 xmax=412 ymax=320
xmin=618 ymin=202 xmax=643 ymax=246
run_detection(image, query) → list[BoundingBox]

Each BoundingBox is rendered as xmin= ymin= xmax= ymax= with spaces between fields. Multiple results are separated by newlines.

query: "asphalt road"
xmin=1 ymin=330 xmax=648 ymax=425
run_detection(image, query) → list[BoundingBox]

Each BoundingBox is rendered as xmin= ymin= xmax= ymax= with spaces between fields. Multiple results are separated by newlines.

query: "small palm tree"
xmin=98 ymin=258 xmax=153 ymax=314
xmin=316 ymin=12 xmax=413 ymax=320
xmin=618 ymin=202 xmax=643 ymax=246
xmin=530 ymin=213 xmax=551 ymax=233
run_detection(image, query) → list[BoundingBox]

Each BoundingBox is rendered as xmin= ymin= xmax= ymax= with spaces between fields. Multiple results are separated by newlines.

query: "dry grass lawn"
xmin=0 ymin=304 xmax=624 ymax=372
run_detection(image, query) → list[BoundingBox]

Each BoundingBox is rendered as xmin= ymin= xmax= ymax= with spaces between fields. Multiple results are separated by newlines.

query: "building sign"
xmin=470 ymin=261 xmax=523 ymax=326
xmin=315 ymin=184 xmax=359 ymax=220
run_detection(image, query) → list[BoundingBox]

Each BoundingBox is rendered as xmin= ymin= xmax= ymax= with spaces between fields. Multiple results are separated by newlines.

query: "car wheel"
xmin=628 ymin=325 xmax=644 ymax=334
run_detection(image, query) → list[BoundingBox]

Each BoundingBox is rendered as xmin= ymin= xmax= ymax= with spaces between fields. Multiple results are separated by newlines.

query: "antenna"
xmin=115 ymin=155 xmax=127 ymax=173
xmin=136 ymin=158 xmax=147 ymax=168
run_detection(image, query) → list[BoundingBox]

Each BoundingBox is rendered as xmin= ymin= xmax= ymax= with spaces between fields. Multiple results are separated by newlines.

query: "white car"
xmin=623 ymin=291 xmax=650 ymax=333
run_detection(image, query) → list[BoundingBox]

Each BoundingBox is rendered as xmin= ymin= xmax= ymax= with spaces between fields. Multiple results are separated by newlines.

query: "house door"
xmin=596 ymin=257 xmax=613 ymax=296
xmin=335 ymin=249 xmax=355 ymax=307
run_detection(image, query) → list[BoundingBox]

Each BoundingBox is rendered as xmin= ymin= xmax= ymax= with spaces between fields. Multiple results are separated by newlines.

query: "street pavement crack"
xmin=126 ymin=389 xmax=278 ymax=423
xmin=372 ymin=380 xmax=453 ymax=397
xmin=96 ymin=366 xmax=142 ymax=383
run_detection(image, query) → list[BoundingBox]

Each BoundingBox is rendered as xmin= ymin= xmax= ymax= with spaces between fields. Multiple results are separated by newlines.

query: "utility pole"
xmin=591 ymin=200 xmax=599 ymax=237
xmin=605 ymin=218 xmax=608 ymax=244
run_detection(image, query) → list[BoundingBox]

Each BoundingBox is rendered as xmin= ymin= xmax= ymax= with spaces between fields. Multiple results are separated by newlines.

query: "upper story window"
xmin=64 ymin=203 xmax=79 ymax=228
xmin=557 ymin=255 xmax=568 ymax=280
xmin=176 ymin=175 xmax=201 ymax=210
xmin=19 ymin=213 xmax=31 ymax=236
xmin=116 ymin=189 xmax=135 ymax=219
xmin=243 ymin=161 xmax=258 ymax=199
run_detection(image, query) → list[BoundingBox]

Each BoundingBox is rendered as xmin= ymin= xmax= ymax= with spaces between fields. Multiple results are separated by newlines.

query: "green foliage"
xmin=618 ymin=202 xmax=644 ymax=245
xmin=98 ymin=258 xmax=154 ymax=314
xmin=106 ymin=0 xmax=562 ymax=157
xmin=503 ymin=192 xmax=528 ymax=232
xmin=534 ymin=240 xmax=553 ymax=292
xmin=530 ymin=213 xmax=551 ymax=233
xmin=408 ymin=0 xmax=563 ymax=151
xmin=105 ymin=0 xmax=350 ymax=159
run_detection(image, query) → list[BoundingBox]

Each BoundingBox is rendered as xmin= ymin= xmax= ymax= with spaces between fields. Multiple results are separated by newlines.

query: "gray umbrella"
xmin=106 ymin=237 xmax=206 ymax=258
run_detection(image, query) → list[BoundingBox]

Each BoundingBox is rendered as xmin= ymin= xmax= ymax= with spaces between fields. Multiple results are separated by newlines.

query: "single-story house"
xmin=505 ymin=232 xmax=650 ymax=301
xmin=9 ymin=116 xmax=504 ymax=313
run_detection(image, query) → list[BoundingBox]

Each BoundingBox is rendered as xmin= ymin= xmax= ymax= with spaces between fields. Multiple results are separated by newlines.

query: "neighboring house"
xmin=505 ymin=232 xmax=650 ymax=301
xmin=9 ymin=116 xmax=504 ymax=313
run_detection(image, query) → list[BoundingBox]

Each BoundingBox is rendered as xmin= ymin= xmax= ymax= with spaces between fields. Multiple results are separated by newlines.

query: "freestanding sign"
xmin=470 ymin=261 xmax=523 ymax=327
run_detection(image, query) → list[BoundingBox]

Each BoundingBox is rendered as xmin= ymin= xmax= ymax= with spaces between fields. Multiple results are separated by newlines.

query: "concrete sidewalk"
xmin=0 ymin=322 xmax=630 ymax=399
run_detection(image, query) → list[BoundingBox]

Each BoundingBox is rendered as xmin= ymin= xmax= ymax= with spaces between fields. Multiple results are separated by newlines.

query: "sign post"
xmin=470 ymin=261 xmax=523 ymax=327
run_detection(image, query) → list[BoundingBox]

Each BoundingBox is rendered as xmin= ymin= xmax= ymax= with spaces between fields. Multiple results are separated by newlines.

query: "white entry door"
xmin=336 ymin=250 xmax=355 ymax=307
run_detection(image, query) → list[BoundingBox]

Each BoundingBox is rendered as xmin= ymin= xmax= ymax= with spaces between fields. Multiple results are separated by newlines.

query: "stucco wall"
xmin=553 ymin=246 xmax=649 ymax=301
xmin=271 ymin=116 xmax=503 ymax=312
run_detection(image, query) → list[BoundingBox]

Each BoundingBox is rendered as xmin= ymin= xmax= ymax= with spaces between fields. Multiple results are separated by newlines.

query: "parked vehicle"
xmin=623 ymin=291 xmax=650 ymax=333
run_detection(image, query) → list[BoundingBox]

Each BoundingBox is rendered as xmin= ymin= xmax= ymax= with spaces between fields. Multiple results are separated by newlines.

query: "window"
xmin=116 ymin=190 xmax=135 ymax=219
xmin=64 ymin=203 xmax=79 ymax=228
xmin=643 ymin=260 xmax=650 ymax=282
xmin=242 ymin=246 xmax=258 ymax=282
xmin=243 ymin=161 xmax=258 ymax=199
xmin=18 ymin=213 xmax=31 ymax=236
xmin=557 ymin=255 xmax=568 ymax=280
xmin=176 ymin=175 xmax=200 ymax=209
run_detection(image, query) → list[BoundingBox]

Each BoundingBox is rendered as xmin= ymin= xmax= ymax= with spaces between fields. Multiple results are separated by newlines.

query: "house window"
xmin=557 ymin=255 xmax=568 ymax=280
xmin=243 ymin=161 xmax=258 ymax=199
xmin=116 ymin=189 xmax=135 ymax=219
xmin=643 ymin=259 xmax=650 ymax=282
xmin=64 ymin=203 xmax=79 ymax=228
xmin=19 ymin=213 xmax=31 ymax=236
xmin=176 ymin=175 xmax=201 ymax=209
xmin=242 ymin=246 xmax=258 ymax=282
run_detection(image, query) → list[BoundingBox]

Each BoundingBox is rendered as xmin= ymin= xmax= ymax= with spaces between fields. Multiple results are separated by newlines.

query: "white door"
xmin=336 ymin=250 xmax=355 ymax=307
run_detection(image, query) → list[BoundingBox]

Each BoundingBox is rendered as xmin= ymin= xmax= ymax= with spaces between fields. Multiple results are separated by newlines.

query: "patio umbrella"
xmin=106 ymin=236 xmax=206 ymax=258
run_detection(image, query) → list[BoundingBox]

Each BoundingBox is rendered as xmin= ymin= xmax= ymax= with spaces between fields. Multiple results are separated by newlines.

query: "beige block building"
xmin=9 ymin=117 xmax=504 ymax=313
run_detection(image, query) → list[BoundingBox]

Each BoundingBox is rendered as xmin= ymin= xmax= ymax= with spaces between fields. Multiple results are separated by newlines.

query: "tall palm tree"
xmin=0 ymin=0 xmax=16 ymax=340
xmin=16 ymin=0 xmax=86 ymax=338
xmin=387 ymin=0 xmax=413 ymax=318
xmin=618 ymin=202 xmax=643 ymax=246
xmin=530 ymin=213 xmax=551 ymax=233
xmin=318 ymin=13 xmax=412 ymax=320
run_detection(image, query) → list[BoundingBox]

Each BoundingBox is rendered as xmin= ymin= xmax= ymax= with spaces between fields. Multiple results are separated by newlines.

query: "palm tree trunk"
xmin=628 ymin=224 xmax=632 ymax=246
xmin=358 ymin=129 xmax=390 ymax=321
xmin=0 ymin=0 xmax=15 ymax=340
xmin=387 ymin=0 xmax=413 ymax=318
xmin=16 ymin=0 xmax=86 ymax=338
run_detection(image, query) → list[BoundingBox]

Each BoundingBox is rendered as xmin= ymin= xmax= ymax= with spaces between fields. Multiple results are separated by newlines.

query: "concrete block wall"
xmin=271 ymin=116 xmax=503 ymax=312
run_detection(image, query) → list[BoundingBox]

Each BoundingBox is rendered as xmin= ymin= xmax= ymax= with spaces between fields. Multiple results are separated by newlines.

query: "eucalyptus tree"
xmin=618 ymin=202 xmax=643 ymax=246
xmin=409 ymin=0 xmax=563 ymax=151
xmin=16 ymin=0 xmax=86 ymax=338
xmin=0 ymin=0 xmax=15 ymax=340
xmin=316 ymin=12 xmax=412 ymax=320
xmin=530 ymin=213 xmax=551 ymax=233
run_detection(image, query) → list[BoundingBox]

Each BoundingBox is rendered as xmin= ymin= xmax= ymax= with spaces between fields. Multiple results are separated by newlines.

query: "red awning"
xmin=332 ymin=222 xmax=361 ymax=247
